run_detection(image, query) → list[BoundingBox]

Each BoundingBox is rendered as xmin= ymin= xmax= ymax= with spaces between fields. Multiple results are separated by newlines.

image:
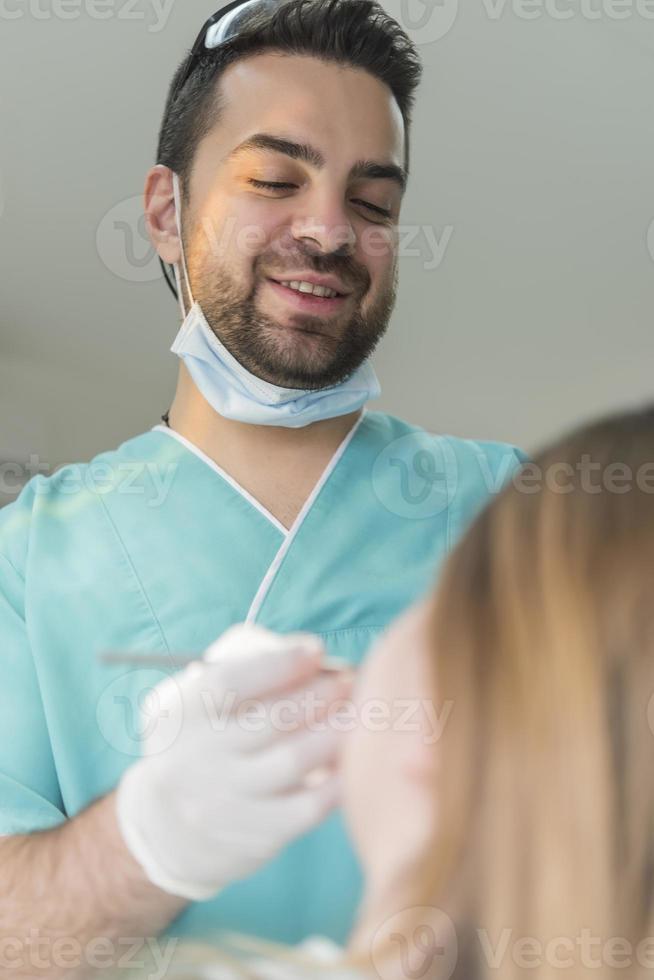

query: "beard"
xmin=188 ymin=250 xmax=398 ymax=391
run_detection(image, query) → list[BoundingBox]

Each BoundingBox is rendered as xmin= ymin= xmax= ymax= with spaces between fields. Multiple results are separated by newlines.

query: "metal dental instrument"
xmin=99 ymin=650 xmax=353 ymax=673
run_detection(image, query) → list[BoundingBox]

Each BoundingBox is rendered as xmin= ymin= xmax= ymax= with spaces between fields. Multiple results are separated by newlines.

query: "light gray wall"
xmin=1 ymin=1 xmax=653 ymax=505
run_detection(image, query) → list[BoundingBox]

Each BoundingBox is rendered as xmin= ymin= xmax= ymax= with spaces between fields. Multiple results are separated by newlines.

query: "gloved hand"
xmin=114 ymin=623 xmax=351 ymax=901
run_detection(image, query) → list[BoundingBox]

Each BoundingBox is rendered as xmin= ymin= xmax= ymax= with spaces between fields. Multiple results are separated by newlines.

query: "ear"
xmin=144 ymin=164 xmax=181 ymax=265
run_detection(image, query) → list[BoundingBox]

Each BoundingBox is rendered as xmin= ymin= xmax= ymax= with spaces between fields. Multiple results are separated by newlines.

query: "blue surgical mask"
xmin=169 ymin=172 xmax=381 ymax=428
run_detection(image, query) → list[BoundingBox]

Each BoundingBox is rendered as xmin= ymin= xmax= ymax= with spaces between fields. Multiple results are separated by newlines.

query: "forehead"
xmin=202 ymin=51 xmax=405 ymax=172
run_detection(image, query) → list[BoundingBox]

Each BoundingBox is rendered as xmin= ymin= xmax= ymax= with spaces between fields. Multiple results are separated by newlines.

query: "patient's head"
xmin=342 ymin=403 xmax=654 ymax=980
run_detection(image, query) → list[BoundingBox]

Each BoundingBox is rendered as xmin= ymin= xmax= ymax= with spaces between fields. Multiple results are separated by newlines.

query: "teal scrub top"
xmin=0 ymin=408 xmax=527 ymax=945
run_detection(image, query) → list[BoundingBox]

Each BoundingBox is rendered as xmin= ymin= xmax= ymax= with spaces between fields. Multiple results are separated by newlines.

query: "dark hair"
xmin=156 ymin=0 xmax=423 ymax=204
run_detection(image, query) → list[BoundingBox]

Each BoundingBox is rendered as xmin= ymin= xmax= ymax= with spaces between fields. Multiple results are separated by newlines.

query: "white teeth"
xmin=280 ymin=280 xmax=339 ymax=299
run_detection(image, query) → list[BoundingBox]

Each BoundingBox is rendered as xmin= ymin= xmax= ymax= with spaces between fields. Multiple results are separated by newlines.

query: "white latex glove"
xmin=114 ymin=623 xmax=351 ymax=901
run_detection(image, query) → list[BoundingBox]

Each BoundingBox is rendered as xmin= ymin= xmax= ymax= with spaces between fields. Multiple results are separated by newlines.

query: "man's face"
xmin=178 ymin=52 xmax=405 ymax=390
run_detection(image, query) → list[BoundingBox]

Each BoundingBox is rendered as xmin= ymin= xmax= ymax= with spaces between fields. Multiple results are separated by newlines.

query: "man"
xmin=0 ymin=0 xmax=526 ymax=969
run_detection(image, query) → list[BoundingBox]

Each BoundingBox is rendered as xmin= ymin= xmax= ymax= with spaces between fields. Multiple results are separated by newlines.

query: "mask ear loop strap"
xmin=172 ymin=172 xmax=196 ymax=320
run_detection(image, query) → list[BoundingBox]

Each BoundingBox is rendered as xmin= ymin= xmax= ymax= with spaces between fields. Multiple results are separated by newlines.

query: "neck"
xmin=347 ymin=876 xmax=399 ymax=955
xmin=347 ymin=872 xmax=421 ymax=976
xmin=164 ymin=362 xmax=363 ymax=465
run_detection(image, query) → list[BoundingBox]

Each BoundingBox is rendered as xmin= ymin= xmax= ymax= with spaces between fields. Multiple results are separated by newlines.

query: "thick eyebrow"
xmin=225 ymin=132 xmax=407 ymax=194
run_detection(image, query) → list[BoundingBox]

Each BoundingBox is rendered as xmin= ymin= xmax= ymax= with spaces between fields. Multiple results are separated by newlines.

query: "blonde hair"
xmin=386 ymin=404 xmax=654 ymax=980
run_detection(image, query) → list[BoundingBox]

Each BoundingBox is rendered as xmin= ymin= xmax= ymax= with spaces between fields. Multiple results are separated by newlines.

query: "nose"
xmin=290 ymin=192 xmax=357 ymax=257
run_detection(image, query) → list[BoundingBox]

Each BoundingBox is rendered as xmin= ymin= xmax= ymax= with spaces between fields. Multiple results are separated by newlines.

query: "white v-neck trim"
xmin=151 ymin=423 xmax=289 ymax=536
xmin=245 ymin=409 xmax=367 ymax=623
xmin=151 ymin=409 xmax=367 ymax=554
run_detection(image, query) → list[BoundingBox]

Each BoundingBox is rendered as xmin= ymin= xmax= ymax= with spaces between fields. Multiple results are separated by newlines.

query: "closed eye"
xmin=248 ymin=179 xmax=392 ymax=219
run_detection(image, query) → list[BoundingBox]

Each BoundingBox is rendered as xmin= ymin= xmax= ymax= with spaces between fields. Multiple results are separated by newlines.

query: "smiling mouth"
xmin=265 ymin=278 xmax=351 ymax=317
xmin=269 ymin=278 xmax=347 ymax=298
